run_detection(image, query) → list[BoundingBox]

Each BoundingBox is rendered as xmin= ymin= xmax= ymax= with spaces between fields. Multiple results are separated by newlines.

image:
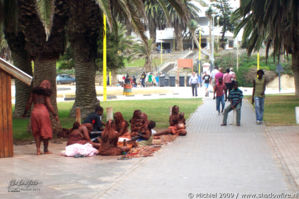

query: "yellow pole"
xmin=257 ymin=52 xmax=260 ymax=70
xmin=109 ymin=71 xmax=111 ymax=86
xmin=160 ymin=40 xmax=163 ymax=64
xmin=103 ymin=14 xmax=107 ymax=101
xmin=198 ymin=28 xmax=201 ymax=74
xmin=31 ymin=61 xmax=34 ymax=73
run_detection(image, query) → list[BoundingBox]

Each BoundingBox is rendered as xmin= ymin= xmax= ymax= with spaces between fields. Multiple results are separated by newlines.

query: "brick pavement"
xmin=98 ymin=99 xmax=294 ymax=199
xmin=0 ymin=98 xmax=297 ymax=199
xmin=265 ymin=126 xmax=299 ymax=189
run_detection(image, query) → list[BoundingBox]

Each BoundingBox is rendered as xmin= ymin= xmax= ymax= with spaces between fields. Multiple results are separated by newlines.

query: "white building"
xmin=143 ymin=0 xmax=242 ymax=52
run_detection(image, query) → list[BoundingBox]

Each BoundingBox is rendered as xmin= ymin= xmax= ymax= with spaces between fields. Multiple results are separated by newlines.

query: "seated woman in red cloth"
xmin=155 ymin=105 xmax=187 ymax=136
xmin=23 ymin=80 xmax=58 ymax=155
xmin=98 ymin=120 xmax=129 ymax=156
xmin=130 ymin=112 xmax=151 ymax=141
xmin=67 ymin=122 xmax=100 ymax=148
xmin=114 ymin=112 xmax=129 ymax=137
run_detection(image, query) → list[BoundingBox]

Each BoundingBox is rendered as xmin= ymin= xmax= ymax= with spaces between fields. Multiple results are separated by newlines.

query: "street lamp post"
xmin=211 ymin=14 xmax=215 ymax=69
xmin=198 ymin=27 xmax=201 ymax=74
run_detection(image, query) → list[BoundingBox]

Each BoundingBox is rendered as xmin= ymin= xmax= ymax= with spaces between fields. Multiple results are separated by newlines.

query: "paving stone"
xmin=0 ymin=98 xmax=297 ymax=199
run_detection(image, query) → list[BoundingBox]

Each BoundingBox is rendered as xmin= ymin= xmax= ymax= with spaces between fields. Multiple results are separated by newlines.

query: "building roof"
xmin=0 ymin=58 xmax=32 ymax=86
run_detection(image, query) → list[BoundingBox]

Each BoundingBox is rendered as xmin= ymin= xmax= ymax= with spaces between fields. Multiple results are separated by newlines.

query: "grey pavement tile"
xmin=0 ymin=98 xmax=297 ymax=199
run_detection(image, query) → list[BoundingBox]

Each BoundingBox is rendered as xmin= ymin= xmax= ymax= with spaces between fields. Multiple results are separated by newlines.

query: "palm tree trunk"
xmin=11 ymin=52 xmax=32 ymax=118
xmin=4 ymin=30 xmax=33 ymax=118
xmin=175 ymin=25 xmax=183 ymax=51
xmin=33 ymin=58 xmax=62 ymax=134
xmin=292 ymin=51 xmax=299 ymax=96
xmin=149 ymin=18 xmax=156 ymax=45
xmin=111 ymin=70 xmax=118 ymax=85
xmin=70 ymin=40 xmax=99 ymax=119
xmin=144 ymin=56 xmax=152 ymax=72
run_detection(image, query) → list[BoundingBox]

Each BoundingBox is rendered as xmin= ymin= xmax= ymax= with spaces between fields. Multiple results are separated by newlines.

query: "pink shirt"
xmin=223 ymin=73 xmax=232 ymax=83
xmin=215 ymin=72 xmax=223 ymax=84
xmin=214 ymin=82 xmax=226 ymax=97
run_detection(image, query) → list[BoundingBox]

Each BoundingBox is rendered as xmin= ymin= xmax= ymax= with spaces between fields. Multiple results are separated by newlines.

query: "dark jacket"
xmin=83 ymin=112 xmax=103 ymax=131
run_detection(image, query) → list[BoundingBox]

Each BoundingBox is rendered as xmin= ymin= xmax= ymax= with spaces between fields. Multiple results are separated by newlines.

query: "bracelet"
xmin=53 ymin=113 xmax=57 ymax=117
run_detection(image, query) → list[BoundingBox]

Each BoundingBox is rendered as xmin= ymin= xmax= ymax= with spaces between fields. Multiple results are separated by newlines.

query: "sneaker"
xmin=236 ymin=123 xmax=240 ymax=126
xmin=256 ymin=121 xmax=261 ymax=125
xmin=221 ymin=123 xmax=227 ymax=126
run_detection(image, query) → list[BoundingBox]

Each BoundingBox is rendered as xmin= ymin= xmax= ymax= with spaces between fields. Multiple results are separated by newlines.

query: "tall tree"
xmin=233 ymin=0 xmax=299 ymax=96
xmin=68 ymin=0 xmax=102 ymax=118
xmin=17 ymin=0 xmax=69 ymax=133
xmin=211 ymin=0 xmax=234 ymax=49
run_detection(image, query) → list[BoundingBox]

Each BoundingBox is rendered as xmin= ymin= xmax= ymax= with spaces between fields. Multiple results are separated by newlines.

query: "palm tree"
xmin=13 ymin=0 xmax=68 ymax=132
xmin=131 ymin=39 xmax=155 ymax=72
xmin=233 ymin=0 xmax=299 ymax=96
xmin=164 ymin=0 xmax=202 ymax=51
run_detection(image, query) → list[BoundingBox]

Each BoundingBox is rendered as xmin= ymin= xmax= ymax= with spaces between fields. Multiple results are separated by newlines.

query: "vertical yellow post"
xmin=257 ymin=52 xmax=260 ymax=70
xmin=31 ymin=61 xmax=34 ymax=73
xmin=198 ymin=28 xmax=201 ymax=74
xmin=103 ymin=14 xmax=107 ymax=101
xmin=109 ymin=71 xmax=112 ymax=86
xmin=160 ymin=40 xmax=163 ymax=64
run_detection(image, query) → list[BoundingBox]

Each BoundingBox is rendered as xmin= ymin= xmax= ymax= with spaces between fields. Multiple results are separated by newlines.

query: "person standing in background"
xmin=230 ymin=68 xmax=236 ymax=81
xmin=252 ymin=70 xmax=266 ymax=125
xmin=211 ymin=66 xmax=219 ymax=87
xmin=202 ymin=71 xmax=211 ymax=97
xmin=213 ymin=78 xmax=227 ymax=115
xmin=140 ymin=72 xmax=146 ymax=87
xmin=223 ymin=68 xmax=233 ymax=97
xmin=215 ymin=67 xmax=224 ymax=85
xmin=189 ymin=72 xmax=199 ymax=97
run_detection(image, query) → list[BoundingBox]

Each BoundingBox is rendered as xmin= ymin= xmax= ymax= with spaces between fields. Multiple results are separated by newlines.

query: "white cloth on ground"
xmin=61 ymin=143 xmax=98 ymax=157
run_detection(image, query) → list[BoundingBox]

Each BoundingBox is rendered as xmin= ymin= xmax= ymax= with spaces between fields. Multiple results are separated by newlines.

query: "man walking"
xmin=221 ymin=81 xmax=243 ymax=126
xmin=189 ymin=72 xmax=199 ymax=97
xmin=252 ymin=70 xmax=266 ymax=124
xmin=213 ymin=78 xmax=227 ymax=115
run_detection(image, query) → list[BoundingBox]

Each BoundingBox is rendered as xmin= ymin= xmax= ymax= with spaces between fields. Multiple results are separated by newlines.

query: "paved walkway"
xmin=0 ymin=99 xmax=297 ymax=199
xmin=99 ymin=99 xmax=294 ymax=199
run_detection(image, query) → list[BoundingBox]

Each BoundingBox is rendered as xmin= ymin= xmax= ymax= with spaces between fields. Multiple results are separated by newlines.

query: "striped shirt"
xmin=228 ymin=88 xmax=243 ymax=106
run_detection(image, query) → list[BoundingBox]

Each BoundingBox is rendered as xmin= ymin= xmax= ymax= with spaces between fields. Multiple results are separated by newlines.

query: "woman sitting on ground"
xmin=114 ymin=112 xmax=129 ymax=137
xmin=155 ymin=105 xmax=187 ymax=136
xmin=98 ymin=120 xmax=130 ymax=156
xmin=67 ymin=122 xmax=100 ymax=148
xmin=130 ymin=110 xmax=142 ymax=134
xmin=130 ymin=112 xmax=151 ymax=141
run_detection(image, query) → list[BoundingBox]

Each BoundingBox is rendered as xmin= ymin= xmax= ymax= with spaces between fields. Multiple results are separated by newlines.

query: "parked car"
xmin=56 ymin=74 xmax=75 ymax=84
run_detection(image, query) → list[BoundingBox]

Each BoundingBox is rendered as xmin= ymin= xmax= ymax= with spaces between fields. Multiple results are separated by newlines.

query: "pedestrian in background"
xmin=202 ymin=71 xmax=211 ymax=97
xmin=140 ymin=72 xmax=146 ymax=87
xmin=189 ymin=72 xmax=199 ymax=97
xmin=230 ymin=67 xmax=236 ymax=81
xmin=252 ymin=69 xmax=266 ymax=125
xmin=211 ymin=66 xmax=219 ymax=87
xmin=213 ymin=78 xmax=227 ymax=115
xmin=215 ymin=67 xmax=224 ymax=85
xmin=223 ymin=68 xmax=233 ymax=97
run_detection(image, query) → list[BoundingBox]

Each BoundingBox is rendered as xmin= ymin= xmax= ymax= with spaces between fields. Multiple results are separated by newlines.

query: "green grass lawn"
xmin=246 ymin=95 xmax=299 ymax=125
xmin=263 ymin=95 xmax=299 ymax=126
xmin=13 ymin=98 xmax=201 ymax=141
xmin=124 ymin=58 xmax=165 ymax=67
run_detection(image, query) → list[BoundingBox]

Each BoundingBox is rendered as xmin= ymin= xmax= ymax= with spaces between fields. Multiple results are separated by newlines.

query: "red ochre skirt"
xmin=31 ymin=104 xmax=53 ymax=139
xmin=123 ymin=84 xmax=133 ymax=96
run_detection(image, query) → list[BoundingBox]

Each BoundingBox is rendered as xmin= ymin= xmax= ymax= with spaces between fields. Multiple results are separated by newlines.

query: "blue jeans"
xmin=216 ymin=95 xmax=225 ymax=112
xmin=222 ymin=103 xmax=241 ymax=125
xmin=254 ymin=97 xmax=264 ymax=121
xmin=191 ymin=83 xmax=198 ymax=96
